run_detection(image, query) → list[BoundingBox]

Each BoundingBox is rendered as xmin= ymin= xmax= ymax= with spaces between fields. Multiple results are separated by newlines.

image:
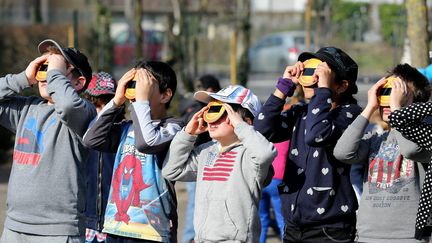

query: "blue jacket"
xmin=254 ymin=88 xmax=361 ymax=228
xmin=85 ymin=149 xmax=116 ymax=231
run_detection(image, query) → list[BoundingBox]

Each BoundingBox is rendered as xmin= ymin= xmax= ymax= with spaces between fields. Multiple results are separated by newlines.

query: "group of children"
xmin=0 ymin=38 xmax=432 ymax=243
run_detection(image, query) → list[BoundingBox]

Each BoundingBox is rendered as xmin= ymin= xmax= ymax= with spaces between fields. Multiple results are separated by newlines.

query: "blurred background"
xmin=0 ymin=1 xmax=431 ymax=241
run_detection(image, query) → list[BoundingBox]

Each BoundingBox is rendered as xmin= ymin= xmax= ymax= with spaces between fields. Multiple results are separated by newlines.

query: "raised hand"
xmin=390 ymin=77 xmax=413 ymax=112
xmin=25 ymin=55 xmax=49 ymax=85
xmin=314 ymin=62 xmax=334 ymax=89
xmin=135 ymin=69 xmax=157 ymax=102
xmin=185 ymin=106 xmax=208 ymax=136
xmin=113 ymin=68 xmax=136 ymax=106
xmin=223 ymin=103 xmax=243 ymax=128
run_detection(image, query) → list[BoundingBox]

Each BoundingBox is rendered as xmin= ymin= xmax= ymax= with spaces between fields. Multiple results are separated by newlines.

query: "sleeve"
xmin=162 ymin=129 xmax=201 ymax=182
xmin=235 ymin=122 xmax=277 ymax=185
xmin=131 ymin=101 xmax=183 ymax=154
xmin=394 ymin=130 xmax=431 ymax=163
xmin=304 ymin=88 xmax=361 ymax=147
xmin=253 ymin=93 xmax=298 ymax=142
xmin=46 ymin=70 xmax=96 ymax=137
xmin=333 ymin=115 xmax=372 ymax=164
xmin=83 ymin=100 xmax=125 ymax=153
xmin=0 ymin=72 xmax=31 ymax=132
xmin=389 ymin=102 xmax=432 ymax=151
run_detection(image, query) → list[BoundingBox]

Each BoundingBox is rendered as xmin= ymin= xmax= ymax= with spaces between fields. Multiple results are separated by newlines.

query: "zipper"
xmin=96 ymin=152 xmax=103 ymax=230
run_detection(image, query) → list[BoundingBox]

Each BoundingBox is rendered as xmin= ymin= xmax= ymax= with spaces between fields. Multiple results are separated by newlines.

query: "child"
xmin=162 ymin=85 xmax=277 ymax=242
xmin=334 ymin=64 xmax=431 ymax=242
xmin=83 ymin=61 xmax=183 ymax=242
xmin=83 ymin=72 xmax=120 ymax=243
xmin=0 ymin=39 xmax=96 ymax=242
xmin=388 ymin=85 xmax=432 ymax=240
xmin=254 ymin=47 xmax=362 ymax=242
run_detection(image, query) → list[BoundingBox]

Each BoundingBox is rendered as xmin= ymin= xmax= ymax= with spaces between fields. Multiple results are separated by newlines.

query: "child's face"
xmin=206 ymin=113 xmax=236 ymax=143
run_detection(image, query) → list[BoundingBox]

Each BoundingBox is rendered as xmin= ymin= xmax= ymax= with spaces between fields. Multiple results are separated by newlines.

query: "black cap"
xmin=38 ymin=39 xmax=92 ymax=89
xmin=298 ymin=46 xmax=358 ymax=83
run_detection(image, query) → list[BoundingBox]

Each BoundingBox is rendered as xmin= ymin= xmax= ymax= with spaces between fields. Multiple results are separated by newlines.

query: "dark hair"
xmin=229 ymin=103 xmax=254 ymax=122
xmin=134 ymin=61 xmax=177 ymax=108
xmin=83 ymin=94 xmax=114 ymax=108
xmin=388 ymin=63 xmax=431 ymax=103
xmin=197 ymin=74 xmax=221 ymax=92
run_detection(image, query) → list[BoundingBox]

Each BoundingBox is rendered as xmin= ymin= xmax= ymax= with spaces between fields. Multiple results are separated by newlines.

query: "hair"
xmin=197 ymin=74 xmax=221 ymax=92
xmin=134 ymin=60 xmax=177 ymax=108
xmin=333 ymin=71 xmax=358 ymax=105
xmin=83 ymin=94 xmax=114 ymax=109
xmin=388 ymin=63 xmax=431 ymax=103
xmin=229 ymin=103 xmax=254 ymax=122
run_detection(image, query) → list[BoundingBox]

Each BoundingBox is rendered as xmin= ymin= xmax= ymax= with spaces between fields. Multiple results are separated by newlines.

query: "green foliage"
xmin=379 ymin=4 xmax=406 ymax=46
xmin=330 ymin=0 xmax=369 ymax=41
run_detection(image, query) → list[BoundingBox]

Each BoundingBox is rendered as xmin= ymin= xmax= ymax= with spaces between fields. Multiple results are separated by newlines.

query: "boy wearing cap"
xmin=162 ymin=85 xmax=277 ymax=243
xmin=0 ymin=39 xmax=96 ymax=242
xmin=83 ymin=61 xmax=183 ymax=243
xmin=334 ymin=64 xmax=431 ymax=242
xmin=254 ymin=47 xmax=362 ymax=242
xmin=83 ymin=72 xmax=120 ymax=243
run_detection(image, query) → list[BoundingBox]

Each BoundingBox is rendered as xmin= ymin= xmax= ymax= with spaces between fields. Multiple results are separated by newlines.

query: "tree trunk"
xmin=134 ymin=0 xmax=144 ymax=60
xmin=406 ymin=0 xmax=429 ymax=67
xmin=236 ymin=0 xmax=251 ymax=87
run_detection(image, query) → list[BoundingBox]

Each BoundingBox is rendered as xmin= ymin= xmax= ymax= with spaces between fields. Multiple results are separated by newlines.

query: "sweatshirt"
xmin=83 ymin=100 xmax=182 ymax=242
xmin=254 ymin=88 xmax=362 ymax=229
xmin=334 ymin=115 xmax=430 ymax=242
xmin=162 ymin=122 xmax=277 ymax=243
xmin=0 ymin=70 xmax=96 ymax=235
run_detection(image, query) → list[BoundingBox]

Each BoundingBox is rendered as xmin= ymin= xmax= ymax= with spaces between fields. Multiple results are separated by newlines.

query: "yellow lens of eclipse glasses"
xmin=35 ymin=61 xmax=49 ymax=82
xmin=125 ymin=74 xmax=137 ymax=100
xmin=299 ymin=58 xmax=322 ymax=87
xmin=378 ymin=76 xmax=397 ymax=106
xmin=203 ymin=101 xmax=226 ymax=123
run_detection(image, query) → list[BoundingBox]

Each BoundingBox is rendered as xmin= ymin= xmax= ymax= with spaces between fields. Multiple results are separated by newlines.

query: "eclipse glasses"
xmin=299 ymin=58 xmax=322 ymax=87
xmin=35 ymin=61 xmax=49 ymax=82
xmin=378 ymin=76 xmax=397 ymax=106
xmin=203 ymin=101 xmax=226 ymax=123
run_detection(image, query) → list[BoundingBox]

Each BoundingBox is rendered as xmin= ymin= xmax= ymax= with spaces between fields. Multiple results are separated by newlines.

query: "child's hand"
xmin=224 ymin=103 xmax=243 ymax=128
xmin=282 ymin=61 xmax=303 ymax=85
xmin=185 ymin=106 xmax=208 ymax=136
xmin=135 ymin=69 xmax=157 ymax=102
xmin=367 ymin=78 xmax=387 ymax=110
xmin=314 ymin=62 xmax=334 ymax=88
xmin=113 ymin=68 xmax=136 ymax=106
xmin=47 ymin=54 xmax=68 ymax=75
xmin=390 ymin=77 xmax=413 ymax=111
xmin=25 ymin=55 xmax=49 ymax=85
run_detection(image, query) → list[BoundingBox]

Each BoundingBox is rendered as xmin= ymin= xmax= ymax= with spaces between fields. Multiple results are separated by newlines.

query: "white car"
xmin=249 ymin=31 xmax=314 ymax=73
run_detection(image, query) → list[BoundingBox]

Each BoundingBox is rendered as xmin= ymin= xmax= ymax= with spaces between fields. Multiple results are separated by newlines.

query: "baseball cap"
xmin=194 ymin=85 xmax=262 ymax=117
xmin=298 ymin=46 xmax=358 ymax=83
xmin=38 ymin=39 xmax=92 ymax=87
xmin=84 ymin=72 xmax=116 ymax=97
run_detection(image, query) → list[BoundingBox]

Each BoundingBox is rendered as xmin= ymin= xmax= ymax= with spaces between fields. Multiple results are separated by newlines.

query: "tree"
xmin=405 ymin=0 xmax=429 ymax=67
xmin=236 ymin=0 xmax=251 ymax=86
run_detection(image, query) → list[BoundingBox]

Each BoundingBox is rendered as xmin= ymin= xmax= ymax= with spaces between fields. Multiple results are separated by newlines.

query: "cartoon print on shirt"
xmin=111 ymin=154 xmax=150 ymax=224
xmin=368 ymin=138 xmax=414 ymax=194
xmin=13 ymin=117 xmax=56 ymax=166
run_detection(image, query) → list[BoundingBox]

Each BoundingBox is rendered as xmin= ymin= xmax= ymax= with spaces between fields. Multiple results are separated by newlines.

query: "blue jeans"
xmin=182 ymin=182 xmax=196 ymax=243
xmin=259 ymin=179 xmax=284 ymax=243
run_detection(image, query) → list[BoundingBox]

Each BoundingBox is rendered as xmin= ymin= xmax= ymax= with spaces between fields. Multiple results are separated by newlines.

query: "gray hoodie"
xmin=162 ymin=122 xmax=276 ymax=243
xmin=0 ymin=71 xmax=96 ymax=236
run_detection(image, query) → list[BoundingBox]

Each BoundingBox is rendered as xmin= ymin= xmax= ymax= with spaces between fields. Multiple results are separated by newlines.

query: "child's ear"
xmin=160 ymin=88 xmax=173 ymax=104
xmin=337 ymin=79 xmax=349 ymax=94
xmin=74 ymin=76 xmax=86 ymax=91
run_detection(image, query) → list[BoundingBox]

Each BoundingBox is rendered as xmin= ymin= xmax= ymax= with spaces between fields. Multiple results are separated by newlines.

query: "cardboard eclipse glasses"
xmin=299 ymin=58 xmax=322 ymax=87
xmin=35 ymin=61 xmax=49 ymax=81
xmin=378 ymin=76 xmax=397 ymax=106
xmin=203 ymin=101 xmax=226 ymax=123
xmin=125 ymin=74 xmax=137 ymax=100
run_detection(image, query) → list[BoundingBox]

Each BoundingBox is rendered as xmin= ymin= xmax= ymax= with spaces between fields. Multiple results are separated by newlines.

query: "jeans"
xmin=259 ymin=179 xmax=284 ymax=243
xmin=182 ymin=182 xmax=196 ymax=243
xmin=283 ymin=226 xmax=356 ymax=243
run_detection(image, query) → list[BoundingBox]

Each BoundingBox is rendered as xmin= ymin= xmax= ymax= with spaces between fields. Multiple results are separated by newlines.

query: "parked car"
xmin=113 ymin=29 xmax=164 ymax=66
xmin=249 ymin=31 xmax=314 ymax=73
